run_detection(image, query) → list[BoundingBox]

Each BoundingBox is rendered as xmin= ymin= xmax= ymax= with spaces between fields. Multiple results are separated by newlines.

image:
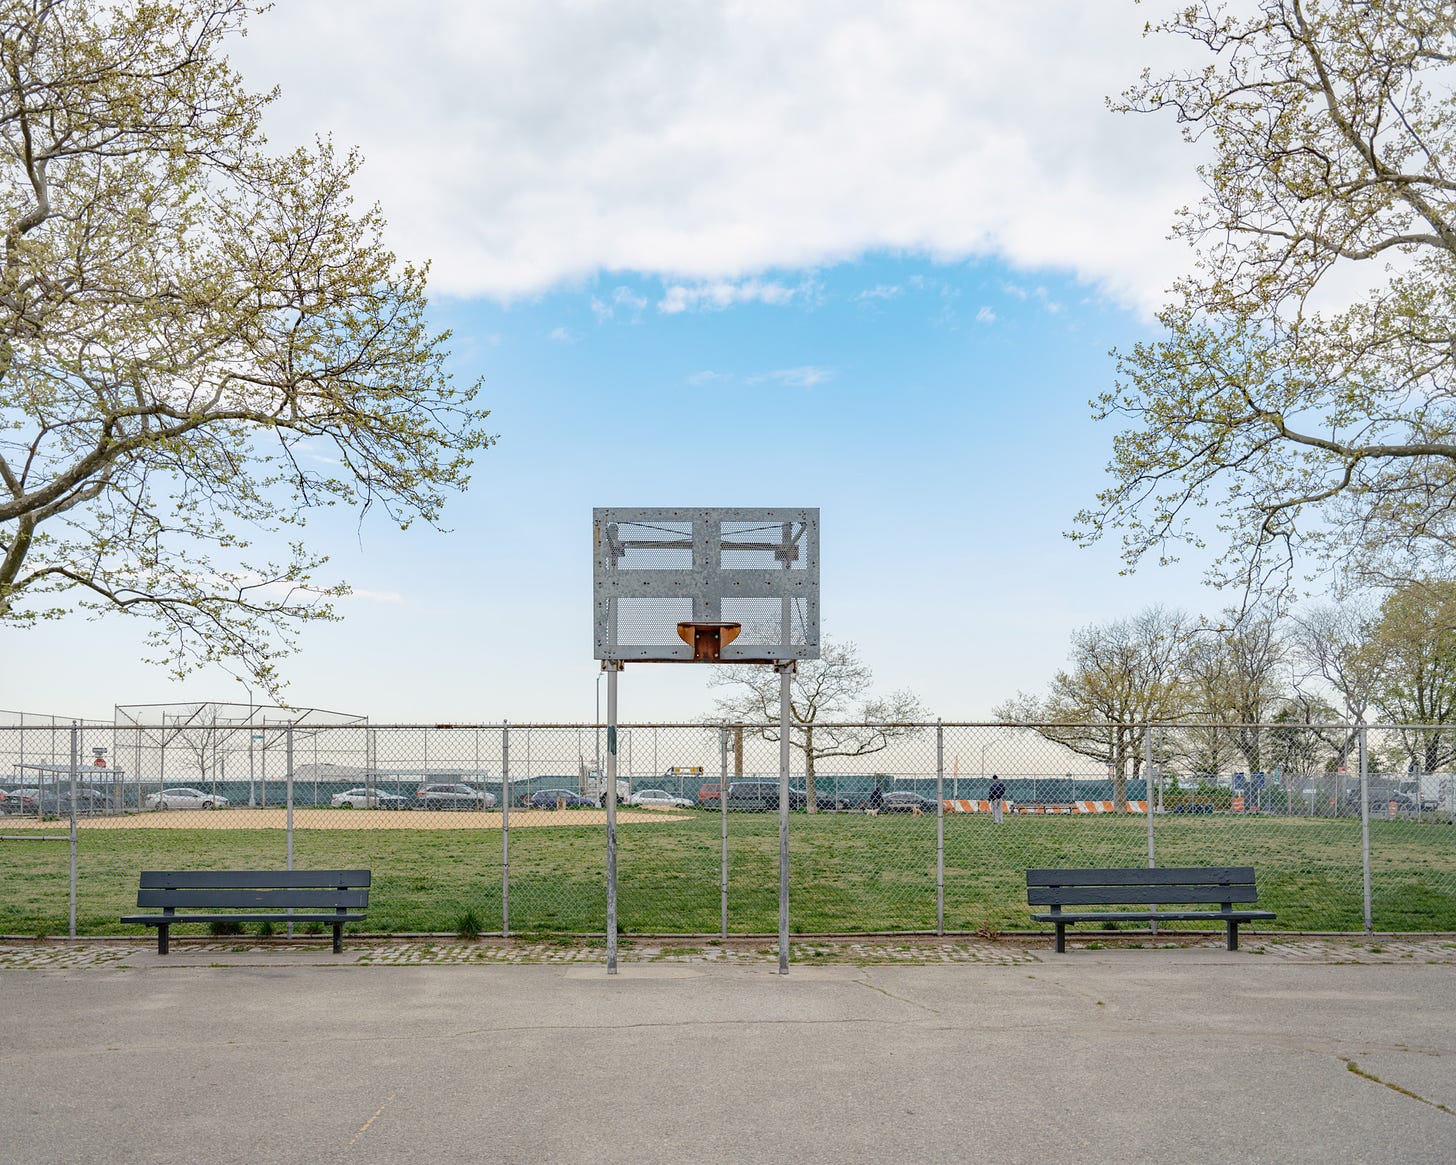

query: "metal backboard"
xmin=593 ymin=507 xmax=819 ymax=662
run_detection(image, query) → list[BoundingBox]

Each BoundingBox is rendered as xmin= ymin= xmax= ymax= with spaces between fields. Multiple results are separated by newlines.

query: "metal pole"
xmin=1146 ymin=726 xmax=1157 ymax=937
xmin=1360 ymin=725 xmax=1372 ymax=934
xmin=1146 ymin=726 xmax=1156 ymax=865
xmin=777 ymin=662 xmax=792 ymax=975
xmin=286 ymin=724 xmax=295 ymax=938
xmin=501 ymin=722 xmax=510 ymax=937
xmin=247 ymin=688 xmax=255 ymax=807
xmin=936 ymin=720 xmax=944 ymax=936
xmin=69 ymin=722 xmax=78 ymax=939
xmin=605 ymin=663 xmax=620 ymax=974
xmin=720 ymin=725 xmax=729 ymax=939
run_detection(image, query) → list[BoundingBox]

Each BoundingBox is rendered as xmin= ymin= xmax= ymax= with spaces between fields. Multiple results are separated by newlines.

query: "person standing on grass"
xmin=987 ymin=774 xmax=1006 ymax=824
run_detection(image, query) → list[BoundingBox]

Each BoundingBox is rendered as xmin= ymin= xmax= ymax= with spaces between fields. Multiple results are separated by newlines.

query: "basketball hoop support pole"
xmin=605 ymin=661 xmax=622 ymax=974
xmin=777 ymin=661 xmax=794 ymax=975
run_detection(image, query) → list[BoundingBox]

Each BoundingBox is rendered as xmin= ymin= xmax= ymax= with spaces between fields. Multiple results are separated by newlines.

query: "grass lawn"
xmin=1 ymin=811 xmax=1452 ymax=937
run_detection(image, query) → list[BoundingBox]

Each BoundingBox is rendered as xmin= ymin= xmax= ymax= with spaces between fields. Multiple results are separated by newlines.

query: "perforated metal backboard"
xmin=593 ymin=507 xmax=820 ymax=662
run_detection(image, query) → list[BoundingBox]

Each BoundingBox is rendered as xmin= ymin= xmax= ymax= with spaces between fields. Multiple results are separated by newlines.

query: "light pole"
xmin=980 ymin=741 xmax=991 ymax=781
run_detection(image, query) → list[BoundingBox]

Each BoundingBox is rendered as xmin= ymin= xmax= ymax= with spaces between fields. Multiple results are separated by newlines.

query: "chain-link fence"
xmin=3 ymin=720 xmax=1453 ymax=940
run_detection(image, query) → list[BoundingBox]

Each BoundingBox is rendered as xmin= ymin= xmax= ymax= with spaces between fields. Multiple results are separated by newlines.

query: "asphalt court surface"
xmin=3 ymin=941 xmax=1454 ymax=1164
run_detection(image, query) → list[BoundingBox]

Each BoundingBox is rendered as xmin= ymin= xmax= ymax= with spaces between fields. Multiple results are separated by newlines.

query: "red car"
xmin=697 ymin=783 xmax=722 ymax=807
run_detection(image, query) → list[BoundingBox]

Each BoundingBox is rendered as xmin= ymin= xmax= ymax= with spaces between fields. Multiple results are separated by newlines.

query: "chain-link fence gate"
xmin=2 ymin=721 xmax=1453 ymax=940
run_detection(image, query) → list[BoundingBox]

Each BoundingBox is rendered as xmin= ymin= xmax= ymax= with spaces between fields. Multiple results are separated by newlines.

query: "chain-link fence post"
xmin=936 ymin=719 xmax=945 ymax=936
xmin=1359 ymin=724 xmax=1372 ymax=934
xmin=1145 ymin=724 xmax=1157 ymax=937
xmin=286 ymin=723 xmax=295 ymax=937
xmin=68 ymin=722 xmax=77 ymax=939
xmin=605 ymin=663 xmax=620 ymax=975
xmin=502 ymin=722 xmax=510 ymax=937
xmin=719 ymin=724 xmax=728 ymax=939
xmin=778 ymin=663 xmax=792 ymax=975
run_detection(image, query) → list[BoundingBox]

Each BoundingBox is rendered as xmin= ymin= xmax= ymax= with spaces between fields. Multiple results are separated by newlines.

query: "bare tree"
xmin=1177 ymin=609 xmax=1291 ymax=776
xmin=708 ymin=637 xmax=926 ymax=812
xmin=994 ymin=606 xmax=1193 ymax=809
xmin=1290 ymin=601 xmax=1377 ymax=772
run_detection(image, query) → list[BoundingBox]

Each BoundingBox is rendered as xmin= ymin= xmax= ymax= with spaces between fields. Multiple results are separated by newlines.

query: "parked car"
xmin=1344 ymin=790 xmax=1440 ymax=813
xmin=145 ymin=787 xmax=228 ymax=810
xmin=878 ymin=791 xmax=940 ymax=815
xmin=415 ymin=783 xmax=496 ymax=810
xmin=627 ymin=788 xmax=693 ymax=809
xmin=330 ymin=787 xmax=407 ymax=810
xmin=725 ymin=781 xmax=807 ymax=811
xmin=36 ymin=789 xmax=116 ymax=816
xmin=527 ymin=789 xmax=597 ymax=809
xmin=697 ymin=783 xmax=723 ymax=808
xmin=3 ymin=788 xmax=39 ymax=814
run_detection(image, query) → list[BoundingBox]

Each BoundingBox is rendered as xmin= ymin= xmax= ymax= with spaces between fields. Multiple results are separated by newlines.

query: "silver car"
xmin=331 ymin=787 xmax=407 ymax=809
xmin=415 ymin=783 xmax=497 ymax=810
xmin=145 ymin=787 xmax=229 ymax=810
xmin=627 ymin=788 xmax=693 ymax=809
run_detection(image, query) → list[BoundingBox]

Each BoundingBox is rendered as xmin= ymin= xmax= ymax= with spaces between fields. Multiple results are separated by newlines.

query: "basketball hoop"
xmin=592 ymin=506 xmax=819 ymax=980
xmin=676 ymin=621 xmax=742 ymax=662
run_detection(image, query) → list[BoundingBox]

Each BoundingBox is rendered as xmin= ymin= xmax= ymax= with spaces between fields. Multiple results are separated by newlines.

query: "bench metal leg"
xmin=1227 ymin=920 xmax=1239 ymax=951
xmin=158 ymin=923 xmax=169 ymax=955
xmin=1055 ymin=922 xmax=1066 ymax=954
xmin=332 ymin=922 xmax=343 ymax=954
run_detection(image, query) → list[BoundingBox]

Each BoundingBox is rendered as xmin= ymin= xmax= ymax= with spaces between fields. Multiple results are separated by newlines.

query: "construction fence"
xmin=2 ymin=720 xmax=1454 ymax=940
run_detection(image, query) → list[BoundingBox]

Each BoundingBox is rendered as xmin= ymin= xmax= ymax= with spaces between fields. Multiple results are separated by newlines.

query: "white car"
xmin=145 ymin=787 xmax=229 ymax=810
xmin=627 ymin=788 xmax=693 ymax=809
xmin=331 ymin=787 xmax=407 ymax=809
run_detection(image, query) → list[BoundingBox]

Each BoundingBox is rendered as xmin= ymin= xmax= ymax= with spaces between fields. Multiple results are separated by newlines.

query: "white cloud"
xmin=547 ymin=326 xmax=577 ymax=343
xmin=857 ymin=284 xmax=903 ymax=302
xmin=751 ymin=366 xmax=832 ymax=388
xmin=976 ymin=306 xmax=997 ymax=324
xmin=658 ymin=278 xmax=810 ymax=314
xmin=227 ymin=2 xmax=1207 ymax=314
xmin=690 ymin=366 xmax=830 ymax=387
xmin=592 ymin=286 xmax=650 ymax=321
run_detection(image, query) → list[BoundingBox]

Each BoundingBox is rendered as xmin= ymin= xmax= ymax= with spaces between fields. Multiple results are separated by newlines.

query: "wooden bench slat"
xmin=1029 ymin=884 xmax=1260 ymax=906
xmin=121 ymin=913 xmax=366 ymax=925
xmin=1026 ymin=866 xmax=1254 ymax=887
xmin=140 ymin=870 xmax=370 ymax=889
xmin=136 ymin=887 xmax=369 ymax=910
xmin=1031 ymin=910 xmax=1277 ymax=923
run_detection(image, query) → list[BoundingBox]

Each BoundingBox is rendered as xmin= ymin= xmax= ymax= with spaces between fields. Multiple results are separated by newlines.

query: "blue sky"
xmin=1 ymin=3 xmax=1230 ymax=723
